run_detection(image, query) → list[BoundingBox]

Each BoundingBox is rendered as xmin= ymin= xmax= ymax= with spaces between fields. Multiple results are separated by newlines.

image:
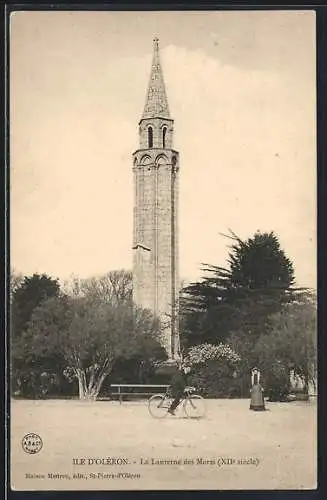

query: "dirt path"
xmin=10 ymin=398 xmax=317 ymax=490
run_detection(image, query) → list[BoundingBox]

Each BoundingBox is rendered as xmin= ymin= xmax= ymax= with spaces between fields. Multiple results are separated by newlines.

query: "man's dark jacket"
xmin=170 ymin=369 xmax=187 ymax=396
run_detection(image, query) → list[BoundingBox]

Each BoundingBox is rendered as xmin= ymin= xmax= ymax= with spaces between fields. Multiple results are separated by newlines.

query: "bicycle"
xmin=148 ymin=386 xmax=206 ymax=419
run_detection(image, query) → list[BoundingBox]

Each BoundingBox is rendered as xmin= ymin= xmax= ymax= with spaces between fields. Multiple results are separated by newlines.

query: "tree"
xmin=63 ymin=270 xmax=132 ymax=305
xmin=17 ymin=294 xmax=165 ymax=400
xmin=108 ymin=307 xmax=168 ymax=386
xmin=9 ymin=269 xmax=24 ymax=303
xmin=254 ymin=294 xmax=317 ymax=400
xmin=11 ymin=273 xmax=62 ymax=396
xmin=11 ymin=273 xmax=61 ymax=339
xmin=181 ymin=230 xmax=298 ymax=347
xmin=227 ymin=230 xmax=294 ymax=289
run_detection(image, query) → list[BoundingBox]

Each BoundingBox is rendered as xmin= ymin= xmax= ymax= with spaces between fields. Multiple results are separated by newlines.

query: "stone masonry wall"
xmin=132 ymin=121 xmax=179 ymax=358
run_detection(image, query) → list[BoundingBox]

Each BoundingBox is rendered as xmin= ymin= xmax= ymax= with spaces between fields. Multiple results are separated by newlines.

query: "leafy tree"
xmin=16 ymin=294 xmax=165 ymax=400
xmin=11 ymin=273 xmax=61 ymax=339
xmin=254 ymin=294 xmax=317 ymax=400
xmin=181 ymin=230 xmax=298 ymax=347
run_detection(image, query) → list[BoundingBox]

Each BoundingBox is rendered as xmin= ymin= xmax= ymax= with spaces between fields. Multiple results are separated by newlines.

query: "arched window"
xmin=148 ymin=127 xmax=153 ymax=148
xmin=162 ymin=127 xmax=167 ymax=148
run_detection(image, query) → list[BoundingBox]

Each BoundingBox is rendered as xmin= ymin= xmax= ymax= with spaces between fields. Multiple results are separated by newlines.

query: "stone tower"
xmin=132 ymin=38 xmax=180 ymax=359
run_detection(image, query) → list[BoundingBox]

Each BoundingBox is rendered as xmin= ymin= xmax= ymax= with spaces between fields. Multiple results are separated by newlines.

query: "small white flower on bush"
xmin=185 ymin=343 xmax=241 ymax=367
xmin=63 ymin=366 xmax=75 ymax=382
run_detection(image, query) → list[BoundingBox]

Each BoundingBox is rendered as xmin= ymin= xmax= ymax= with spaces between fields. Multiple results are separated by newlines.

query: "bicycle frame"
xmin=148 ymin=386 xmax=206 ymax=419
xmin=159 ymin=386 xmax=196 ymax=408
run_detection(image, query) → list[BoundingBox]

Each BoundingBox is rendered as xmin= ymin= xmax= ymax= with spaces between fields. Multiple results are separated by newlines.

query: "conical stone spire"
xmin=142 ymin=37 xmax=171 ymax=120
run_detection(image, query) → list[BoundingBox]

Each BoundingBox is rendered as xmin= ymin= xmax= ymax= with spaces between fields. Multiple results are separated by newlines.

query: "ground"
xmin=11 ymin=398 xmax=316 ymax=491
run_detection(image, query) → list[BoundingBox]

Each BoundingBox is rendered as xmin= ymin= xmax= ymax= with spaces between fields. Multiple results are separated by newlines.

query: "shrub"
xmin=186 ymin=342 xmax=241 ymax=365
xmin=263 ymin=360 xmax=290 ymax=402
xmin=12 ymin=366 xmax=76 ymax=399
xmin=185 ymin=343 xmax=241 ymax=398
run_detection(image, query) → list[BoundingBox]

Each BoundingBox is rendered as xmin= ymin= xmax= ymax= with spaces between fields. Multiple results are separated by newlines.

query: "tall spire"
xmin=142 ymin=37 xmax=171 ymax=120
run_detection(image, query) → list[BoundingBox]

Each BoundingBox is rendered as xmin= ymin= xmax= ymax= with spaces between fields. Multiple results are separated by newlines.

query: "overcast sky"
xmin=10 ymin=10 xmax=316 ymax=287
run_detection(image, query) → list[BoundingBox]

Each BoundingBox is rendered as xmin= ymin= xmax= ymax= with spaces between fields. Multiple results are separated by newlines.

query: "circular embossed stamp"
xmin=22 ymin=433 xmax=43 ymax=454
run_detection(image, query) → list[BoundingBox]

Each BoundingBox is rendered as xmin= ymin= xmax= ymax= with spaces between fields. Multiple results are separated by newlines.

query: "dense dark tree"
xmin=11 ymin=274 xmax=63 ymax=398
xmin=11 ymin=273 xmax=61 ymax=339
xmin=180 ymin=230 xmax=299 ymax=347
xmin=9 ymin=269 xmax=24 ymax=303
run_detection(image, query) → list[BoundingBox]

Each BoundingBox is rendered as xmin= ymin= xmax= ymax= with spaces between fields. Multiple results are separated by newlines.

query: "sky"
xmin=10 ymin=10 xmax=316 ymax=288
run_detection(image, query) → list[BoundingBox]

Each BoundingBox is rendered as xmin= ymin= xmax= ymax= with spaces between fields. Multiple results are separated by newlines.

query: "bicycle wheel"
xmin=183 ymin=395 xmax=206 ymax=419
xmin=148 ymin=394 xmax=170 ymax=418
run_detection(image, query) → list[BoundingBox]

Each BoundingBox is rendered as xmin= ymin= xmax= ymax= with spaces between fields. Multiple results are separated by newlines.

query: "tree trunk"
xmin=76 ymin=369 xmax=95 ymax=400
xmin=89 ymin=371 xmax=109 ymax=400
xmin=76 ymin=368 xmax=109 ymax=401
xmin=77 ymin=372 xmax=86 ymax=399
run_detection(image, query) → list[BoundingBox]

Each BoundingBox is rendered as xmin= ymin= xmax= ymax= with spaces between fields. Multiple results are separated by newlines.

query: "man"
xmin=168 ymin=360 xmax=190 ymax=415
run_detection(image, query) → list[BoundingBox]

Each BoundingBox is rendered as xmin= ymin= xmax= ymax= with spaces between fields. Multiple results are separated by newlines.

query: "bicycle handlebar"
xmin=184 ymin=386 xmax=196 ymax=393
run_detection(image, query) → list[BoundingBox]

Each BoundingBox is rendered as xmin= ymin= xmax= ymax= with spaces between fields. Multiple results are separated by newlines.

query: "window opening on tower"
xmin=148 ymin=126 xmax=153 ymax=148
xmin=163 ymin=127 xmax=167 ymax=148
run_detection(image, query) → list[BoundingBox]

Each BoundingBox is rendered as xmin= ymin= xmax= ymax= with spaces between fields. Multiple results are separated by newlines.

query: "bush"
xmin=12 ymin=365 xmax=77 ymax=399
xmin=263 ymin=361 xmax=290 ymax=402
xmin=185 ymin=343 xmax=241 ymax=398
xmin=186 ymin=342 xmax=241 ymax=365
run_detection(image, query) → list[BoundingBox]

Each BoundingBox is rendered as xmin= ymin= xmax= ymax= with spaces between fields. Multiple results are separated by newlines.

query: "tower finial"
xmin=153 ymin=36 xmax=159 ymax=50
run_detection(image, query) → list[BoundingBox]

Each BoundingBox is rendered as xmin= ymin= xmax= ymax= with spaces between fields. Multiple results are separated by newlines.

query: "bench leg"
xmin=118 ymin=387 xmax=122 ymax=404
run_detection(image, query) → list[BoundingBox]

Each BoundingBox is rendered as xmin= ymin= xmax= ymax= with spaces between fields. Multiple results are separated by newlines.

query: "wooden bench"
xmin=110 ymin=384 xmax=169 ymax=404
